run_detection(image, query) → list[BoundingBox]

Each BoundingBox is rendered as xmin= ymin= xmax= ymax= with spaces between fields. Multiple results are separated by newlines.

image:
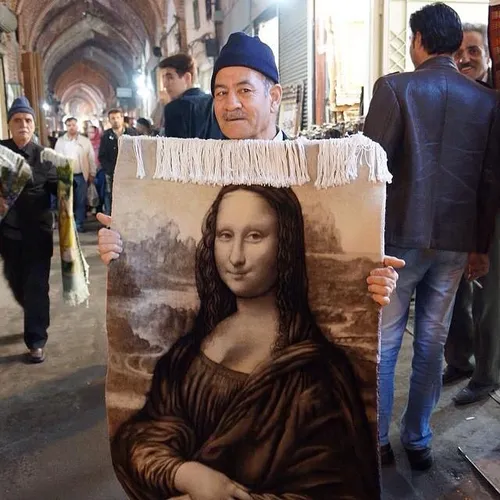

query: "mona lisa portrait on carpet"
xmin=106 ymin=136 xmax=392 ymax=499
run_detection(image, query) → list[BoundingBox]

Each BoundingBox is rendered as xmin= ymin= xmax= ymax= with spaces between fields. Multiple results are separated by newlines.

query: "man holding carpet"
xmin=97 ymin=32 xmax=403 ymax=310
xmin=0 ymin=97 xmax=58 ymax=363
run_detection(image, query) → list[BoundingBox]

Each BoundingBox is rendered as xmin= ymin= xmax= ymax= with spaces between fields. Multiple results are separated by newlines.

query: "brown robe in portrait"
xmin=111 ymin=336 xmax=379 ymax=499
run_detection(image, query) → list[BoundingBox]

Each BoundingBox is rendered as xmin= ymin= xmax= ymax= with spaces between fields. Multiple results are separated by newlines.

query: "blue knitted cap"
xmin=211 ymin=32 xmax=279 ymax=94
xmin=8 ymin=96 xmax=35 ymax=122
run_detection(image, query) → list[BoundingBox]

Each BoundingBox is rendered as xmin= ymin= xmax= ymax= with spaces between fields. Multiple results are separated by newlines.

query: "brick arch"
xmin=55 ymin=64 xmax=116 ymax=113
xmin=34 ymin=3 xmax=142 ymax=62
xmin=61 ymin=84 xmax=106 ymax=117
xmin=54 ymin=62 xmax=115 ymax=106
xmin=49 ymin=46 xmax=129 ymax=92
xmin=14 ymin=0 xmax=166 ymax=119
xmin=44 ymin=29 xmax=132 ymax=88
xmin=16 ymin=0 xmax=163 ymax=50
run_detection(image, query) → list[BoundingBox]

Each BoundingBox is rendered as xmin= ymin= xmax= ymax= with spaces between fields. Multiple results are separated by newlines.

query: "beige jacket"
xmin=55 ymin=133 xmax=97 ymax=181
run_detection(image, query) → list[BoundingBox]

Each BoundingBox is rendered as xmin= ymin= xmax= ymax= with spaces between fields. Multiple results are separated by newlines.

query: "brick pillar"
xmin=21 ymin=51 xmax=48 ymax=146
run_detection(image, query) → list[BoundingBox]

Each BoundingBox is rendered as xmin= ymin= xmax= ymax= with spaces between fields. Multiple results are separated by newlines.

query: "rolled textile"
xmin=0 ymin=145 xmax=32 ymax=221
xmin=41 ymin=149 xmax=90 ymax=306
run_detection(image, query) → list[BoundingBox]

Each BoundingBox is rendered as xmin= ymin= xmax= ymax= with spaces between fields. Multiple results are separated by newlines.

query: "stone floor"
xmin=0 ymin=221 xmax=499 ymax=499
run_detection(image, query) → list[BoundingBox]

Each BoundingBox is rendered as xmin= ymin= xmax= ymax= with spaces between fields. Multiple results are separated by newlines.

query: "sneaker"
xmin=28 ymin=348 xmax=45 ymax=363
xmin=380 ymin=443 xmax=395 ymax=466
xmin=453 ymin=382 xmax=497 ymax=406
xmin=442 ymin=365 xmax=473 ymax=385
xmin=405 ymin=447 xmax=433 ymax=471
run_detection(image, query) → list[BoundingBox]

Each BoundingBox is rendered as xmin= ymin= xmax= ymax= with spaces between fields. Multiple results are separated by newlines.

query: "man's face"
xmin=109 ymin=112 xmax=124 ymax=130
xmin=162 ymin=68 xmax=190 ymax=99
xmin=66 ymin=119 xmax=78 ymax=136
xmin=9 ymin=113 xmax=35 ymax=145
xmin=455 ymin=31 xmax=489 ymax=82
xmin=213 ymin=66 xmax=281 ymax=140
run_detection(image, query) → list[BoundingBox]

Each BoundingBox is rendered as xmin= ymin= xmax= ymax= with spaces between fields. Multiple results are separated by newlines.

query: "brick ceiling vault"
xmin=13 ymin=0 xmax=165 ymax=115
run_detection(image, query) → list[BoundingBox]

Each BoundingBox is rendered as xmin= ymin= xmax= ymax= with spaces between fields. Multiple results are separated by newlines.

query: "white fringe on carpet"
xmin=41 ymin=148 xmax=72 ymax=168
xmin=315 ymin=133 xmax=392 ymax=188
xmin=0 ymin=145 xmax=32 ymax=179
xmin=127 ymin=134 xmax=391 ymax=188
xmin=128 ymin=136 xmax=309 ymax=186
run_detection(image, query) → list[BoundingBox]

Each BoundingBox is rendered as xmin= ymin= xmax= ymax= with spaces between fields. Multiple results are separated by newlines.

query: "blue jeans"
xmin=379 ymin=247 xmax=467 ymax=450
xmin=73 ymin=173 xmax=87 ymax=230
xmin=95 ymin=168 xmax=106 ymax=212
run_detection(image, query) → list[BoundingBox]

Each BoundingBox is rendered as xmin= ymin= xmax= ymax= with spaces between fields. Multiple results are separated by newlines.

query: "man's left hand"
xmin=466 ymin=252 xmax=489 ymax=281
xmin=367 ymin=256 xmax=406 ymax=306
xmin=88 ymin=175 xmax=95 ymax=184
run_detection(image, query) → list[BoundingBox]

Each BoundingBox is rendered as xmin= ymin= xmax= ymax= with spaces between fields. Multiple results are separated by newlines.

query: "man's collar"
xmin=183 ymin=87 xmax=204 ymax=96
xmin=416 ymin=55 xmax=458 ymax=72
xmin=9 ymin=139 xmax=35 ymax=159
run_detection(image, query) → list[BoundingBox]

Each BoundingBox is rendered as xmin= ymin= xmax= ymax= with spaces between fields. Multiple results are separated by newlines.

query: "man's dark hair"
xmin=410 ymin=2 xmax=463 ymax=55
xmin=108 ymin=108 xmax=123 ymax=117
xmin=159 ymin=53 xmax=196 ymax=78
xmin=65 ymin=117 xmax=77 ymax=124
xmin=136 ymin=117 xmax=151 ymax=130
xmin=463 ymin=23 xmax=489 ymax=57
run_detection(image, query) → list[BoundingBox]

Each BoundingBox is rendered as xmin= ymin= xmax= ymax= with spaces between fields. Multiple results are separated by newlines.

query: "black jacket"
xmin=0 ymin=139 xmax=57 ymax=254
xmin=364 ymin=56 xmax=500 ymax=254
xmin=98 ymin=127 xmax=138 ymax=177
xmin=163 ymin=88 xmax=222 ymax=139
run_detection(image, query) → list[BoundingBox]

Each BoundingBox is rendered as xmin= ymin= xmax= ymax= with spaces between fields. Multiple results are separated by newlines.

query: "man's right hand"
xmin=96 ymin=213 xmax=123 ymax=265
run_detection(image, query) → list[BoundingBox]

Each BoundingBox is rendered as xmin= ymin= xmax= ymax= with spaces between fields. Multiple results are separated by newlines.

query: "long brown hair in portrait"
xmin=110 ymin=185 xmax=380 ymax=500
xmin=193 ymin=185 xmax=316 ymax=354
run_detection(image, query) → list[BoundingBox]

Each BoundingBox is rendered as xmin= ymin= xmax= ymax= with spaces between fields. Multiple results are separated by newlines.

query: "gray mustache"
xmin=223 ymin=114 xmax=247 ymax=120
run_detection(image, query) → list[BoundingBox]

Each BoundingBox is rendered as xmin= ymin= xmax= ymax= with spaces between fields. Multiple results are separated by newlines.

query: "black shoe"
xmin=405 ymin=447 xmax=433 ymax=471
xmin=380 ymin=443 xmax=395 ymax=466
xmin=28 ymin=348 xmax=45 ymax=364
xmin=453 ymin=382 xmax=496 ymax=406
xmin=442 ymin=365 xmax=473 ymax=385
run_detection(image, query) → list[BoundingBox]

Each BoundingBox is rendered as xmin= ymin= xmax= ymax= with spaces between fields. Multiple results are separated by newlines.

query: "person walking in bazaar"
xmin=363 ymin=3 xmax=499 ymax=470
xmin=0 ymin=97 xmax=58 ymax=363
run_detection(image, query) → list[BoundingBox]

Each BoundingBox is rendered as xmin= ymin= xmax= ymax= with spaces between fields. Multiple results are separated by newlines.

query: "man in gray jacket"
xmin=364 ymin=3 xmax=499 ymax=470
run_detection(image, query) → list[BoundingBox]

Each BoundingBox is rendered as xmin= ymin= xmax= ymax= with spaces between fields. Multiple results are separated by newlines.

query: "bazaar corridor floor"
xmin=0 ymin=219 xmax=499 ymax=500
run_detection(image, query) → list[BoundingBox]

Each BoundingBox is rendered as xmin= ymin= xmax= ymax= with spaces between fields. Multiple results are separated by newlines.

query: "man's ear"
xmin=414 ymin=32 xmax=422 ymax=50
xmin=184 ymin=71 xmax=193 ymax=87
xmin=270 ymin=84 xmax=282 ymax=113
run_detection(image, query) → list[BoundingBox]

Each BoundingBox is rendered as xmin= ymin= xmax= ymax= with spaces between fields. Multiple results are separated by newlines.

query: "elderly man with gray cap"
xmin=0 ymin=96 xmax=58 ymax=363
